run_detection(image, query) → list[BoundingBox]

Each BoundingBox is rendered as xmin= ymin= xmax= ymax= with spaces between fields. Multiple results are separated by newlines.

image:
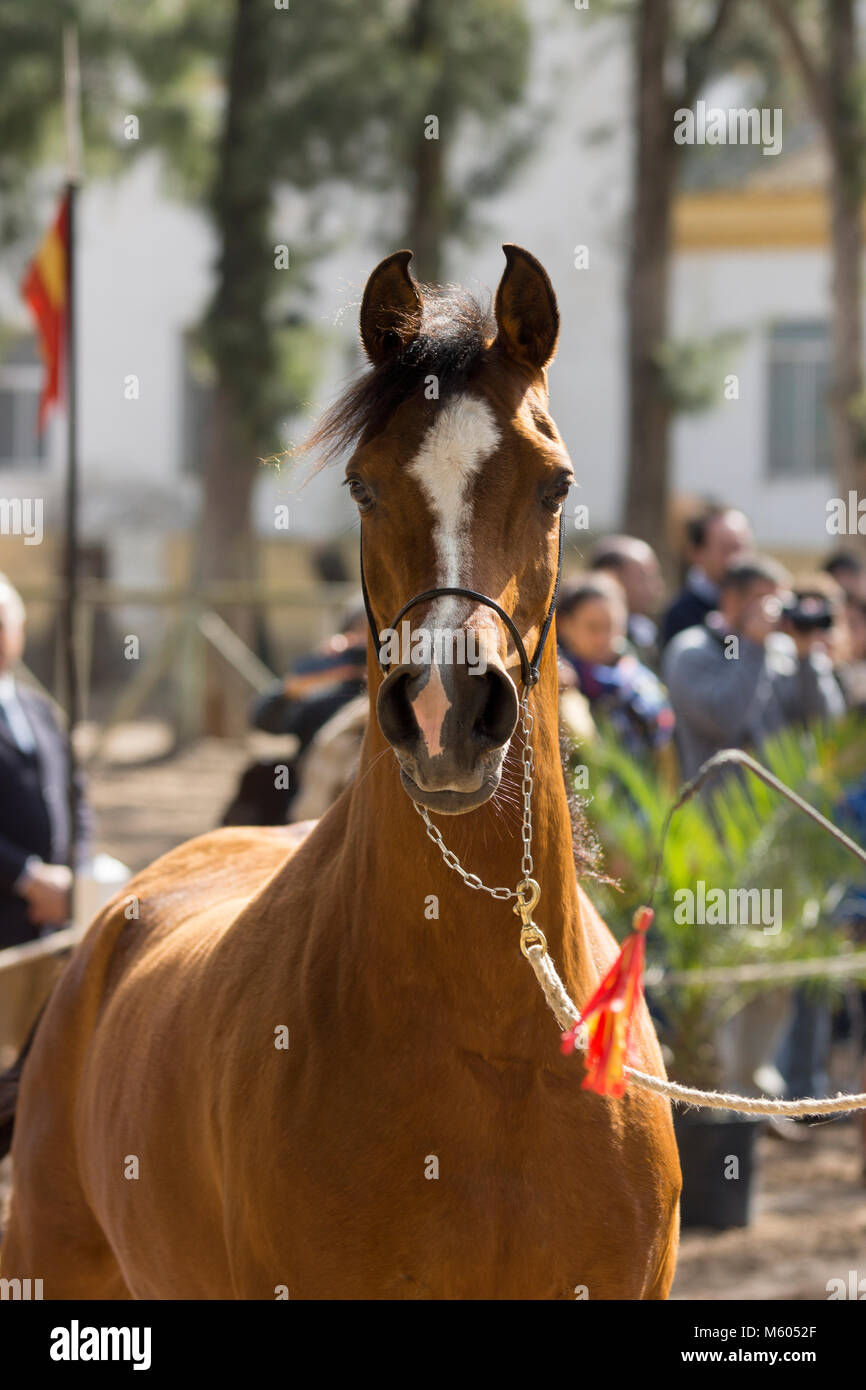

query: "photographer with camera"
xmin=774 ymin=573 xmax=854 ymax=1117
xmin=663 ymin=556 xmax=846 ymax=782
xmin=664 ymin=559 xmax=847 ymax=1119
xmin=780 ymin=573 xmax=845 ymax=664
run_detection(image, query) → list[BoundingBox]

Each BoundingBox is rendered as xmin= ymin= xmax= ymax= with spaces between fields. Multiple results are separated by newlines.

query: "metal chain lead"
xmin=519 ymin=695 xmax=534 ymax=882
xmin=413 ymin=694 xmax=535 ymax=900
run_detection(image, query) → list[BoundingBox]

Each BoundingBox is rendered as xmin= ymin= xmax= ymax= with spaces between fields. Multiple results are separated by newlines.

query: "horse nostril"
xmin=378 ymin=663 xmax=518 ymax=759
xmin=376 ymin=669 xmax=419 ymax=748
xmin=472 ymin=670 xmax=518 ymax=750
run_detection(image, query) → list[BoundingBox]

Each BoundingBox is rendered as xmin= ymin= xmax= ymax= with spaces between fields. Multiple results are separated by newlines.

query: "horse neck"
xmin=338 ymin=648 xmax=589 ymax=1041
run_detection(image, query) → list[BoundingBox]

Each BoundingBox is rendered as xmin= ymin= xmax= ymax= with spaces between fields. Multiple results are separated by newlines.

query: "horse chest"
xmin=252 ymin=1040 xmax=664 ymax=1299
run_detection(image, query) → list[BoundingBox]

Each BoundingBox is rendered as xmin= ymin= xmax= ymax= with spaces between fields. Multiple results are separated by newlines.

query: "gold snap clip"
xmin=513 ymin=878 xmax=547 ymax=958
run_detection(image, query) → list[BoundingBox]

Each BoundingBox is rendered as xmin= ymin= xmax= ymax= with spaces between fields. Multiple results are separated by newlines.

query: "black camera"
xmin=781 ymin=593 xmax=835 ymax=632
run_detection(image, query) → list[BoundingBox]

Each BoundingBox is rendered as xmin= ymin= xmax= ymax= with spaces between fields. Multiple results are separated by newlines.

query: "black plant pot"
xmin=674 ymin=1108 xmax=760 ymax=1230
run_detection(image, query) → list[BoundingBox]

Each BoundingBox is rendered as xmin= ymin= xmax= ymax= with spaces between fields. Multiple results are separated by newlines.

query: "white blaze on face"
xmin=406 ymin=394 xmax=500 ymax=758
xmin=410 ymin=660 xmax=449 ymax=758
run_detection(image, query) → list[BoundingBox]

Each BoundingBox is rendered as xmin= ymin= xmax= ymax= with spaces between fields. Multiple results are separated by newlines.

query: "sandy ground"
xmin=672 ymin=1123 xmax=865 ymax=1300
xmin=85 ymin=725 xmax=256 ymax=870
xmin=2 ymin=727 xmax=864 ymax=1300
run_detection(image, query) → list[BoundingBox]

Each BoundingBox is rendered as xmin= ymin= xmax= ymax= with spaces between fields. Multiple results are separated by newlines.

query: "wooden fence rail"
xmin=15 ymin=580 xmax=359 ymax=743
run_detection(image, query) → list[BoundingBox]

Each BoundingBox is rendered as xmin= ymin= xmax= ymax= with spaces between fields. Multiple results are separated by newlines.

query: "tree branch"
xmin=763 ymin=0 xmax=831 ymax=132
xmin=681 ymin=0 xmax=737 ymax=109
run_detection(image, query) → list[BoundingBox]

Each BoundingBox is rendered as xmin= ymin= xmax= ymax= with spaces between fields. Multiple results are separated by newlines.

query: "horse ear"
xmin=360 ymin=250 xmax=423 ymax=364
xmin=494 ymin=245 xmax=559 ymax=371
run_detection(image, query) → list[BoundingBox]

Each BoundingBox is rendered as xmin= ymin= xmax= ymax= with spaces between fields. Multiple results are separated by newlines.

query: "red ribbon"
xmin=561 ymin=906 xmax=654 ymax=1097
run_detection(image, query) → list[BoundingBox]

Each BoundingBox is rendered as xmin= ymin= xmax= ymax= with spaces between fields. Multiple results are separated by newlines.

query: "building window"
xmin=766 ymin=321 xmax=831 ymax=479
xmin=0 ymin=335 xmax=46 ymax=469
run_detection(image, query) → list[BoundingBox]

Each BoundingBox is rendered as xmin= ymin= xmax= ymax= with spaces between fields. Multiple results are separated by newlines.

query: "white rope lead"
xmin=524 ymin=944 xmax=866 ymax=1116
xmin=412 ymin=711 xmax=866 ymax=1116
xmin=646 ymin=948 xmax=866 ymax=990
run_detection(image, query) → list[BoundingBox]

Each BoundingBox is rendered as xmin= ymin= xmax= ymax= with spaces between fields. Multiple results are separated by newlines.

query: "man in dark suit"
xmin=0 ymin=577 xmax=90 ymax=950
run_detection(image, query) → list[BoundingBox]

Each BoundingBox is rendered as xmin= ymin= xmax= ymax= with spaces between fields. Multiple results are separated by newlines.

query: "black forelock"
xmin=303 ymin=284 xmax=494 ymax=467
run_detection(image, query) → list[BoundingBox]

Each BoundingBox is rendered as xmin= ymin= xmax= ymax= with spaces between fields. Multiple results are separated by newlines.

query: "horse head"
xmin=339 ymin=245 xmax=573 ymax=814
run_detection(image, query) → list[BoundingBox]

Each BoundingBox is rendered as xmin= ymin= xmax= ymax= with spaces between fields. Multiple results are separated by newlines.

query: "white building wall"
xmin=79 ymin=158 xmax=211 ymax=489
xmin=671 ymin=248 xmax=840 ymax=550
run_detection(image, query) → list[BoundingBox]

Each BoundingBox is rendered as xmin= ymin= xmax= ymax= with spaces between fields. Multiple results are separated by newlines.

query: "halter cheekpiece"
xmin=359 ymin=512 xmax=564 ymax=690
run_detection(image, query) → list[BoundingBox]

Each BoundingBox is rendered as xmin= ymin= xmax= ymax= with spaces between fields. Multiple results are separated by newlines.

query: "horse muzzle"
xmin=376 ymin=659 xmax=518 ymax=814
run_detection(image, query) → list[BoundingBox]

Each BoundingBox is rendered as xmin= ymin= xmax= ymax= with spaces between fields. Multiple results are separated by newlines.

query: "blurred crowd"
xmin=556 ymin=504 xmax=865 ymax=772
xmin=554 ymin=506 xmax=866 ymax=1134
xmin=229 ymin=502 xmax=866 ymax=824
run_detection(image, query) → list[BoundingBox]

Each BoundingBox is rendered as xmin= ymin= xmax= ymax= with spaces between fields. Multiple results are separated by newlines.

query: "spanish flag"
xmin=21 ymin=192 xmax=70 ymax=432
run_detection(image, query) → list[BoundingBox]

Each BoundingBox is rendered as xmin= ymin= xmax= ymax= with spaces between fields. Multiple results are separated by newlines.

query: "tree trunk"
xmin=624 ymin=0 xmax=676 ymax=569
xmin=828 ymin=163 xmax=865 ymax=501
xmin=403 ymin=0 xmax=448 ymax=282
xmin=196 ymin=0 xmax=275 ymax=734
xmin=199 ymin=389 xmax=257 ymax=592
xmin=826 ymin=0 xmax=866 ymax=529
xmin=406 ymin=126 xmax=447 ymax=283
xmin=199 ymin=0 xmax=274 ymax=593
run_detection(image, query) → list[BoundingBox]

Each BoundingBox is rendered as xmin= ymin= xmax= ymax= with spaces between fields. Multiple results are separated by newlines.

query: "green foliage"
xmin=0 ymin=1 xmax=533 ymax=469
xmin=656 ymin=329 xmax=744 ymax=411
xmin=376 ymin=0 xmax=532 ymax=255
xmin=570 ymin=715 xmax=866 ymax=1082
xmin=0 ymin=1 xmax=228 ymax=241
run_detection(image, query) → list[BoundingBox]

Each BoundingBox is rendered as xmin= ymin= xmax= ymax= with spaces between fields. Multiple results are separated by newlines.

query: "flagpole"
xmin=63 ymin=25 xmax=83 ymax=922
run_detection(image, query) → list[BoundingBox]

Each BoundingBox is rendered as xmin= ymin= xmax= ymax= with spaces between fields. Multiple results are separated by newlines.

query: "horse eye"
xmin=531 ymin=407 xmax=557 ymax=440
xmin=346 ymin=477 xmax=374 ymax=511
xmin=544 ymin=475 xmax=572 ymax=512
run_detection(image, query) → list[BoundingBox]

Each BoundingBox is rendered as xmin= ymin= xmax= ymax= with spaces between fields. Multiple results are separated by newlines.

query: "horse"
xmin=0 ymin=245 xmax=680 ymax=1299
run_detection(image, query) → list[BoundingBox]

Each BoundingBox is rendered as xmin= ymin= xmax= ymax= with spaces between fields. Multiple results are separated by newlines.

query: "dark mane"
xmin=559 ymin=728 xmax=606 ymax=883
xmin=303 ymin=284 xmax=494 ymax=466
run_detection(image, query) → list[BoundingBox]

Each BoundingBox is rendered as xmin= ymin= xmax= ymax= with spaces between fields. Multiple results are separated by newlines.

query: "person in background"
xmin=779 ymin=572 xmax=846 ymax=669
xmin=823 ymin=548 xmax=866 ymax=604
xmin=663 ymin=556 xmax=846 ymax=782
xmin=556 ymin=573 xmax=674 ymax=757
xmin=251 ymin=599 xmax=368 ymax=747
xmin=666 ymin=558 xmax=846 ymax=1119
xmin=660 ymin=504 xmax=753 ymax=650
xmin=0 ymin=576 xmax=90 ymax=949
xmin=814 ymin=556 xmax=866 ymax=709
xmin=589 ymin=534 xmax=665 ymax=667
xmin=826 ymin=583 xmax=866 ymax=1152
xmin=289 ymin=692 xmax=369 ymax=823
xmin=222 ymin=600 xmax=369 ymax=826
xmin=775 ymin=574 xmax=851 ymax=1120
xmin=837 ymin=594 xmax=866 ymax=711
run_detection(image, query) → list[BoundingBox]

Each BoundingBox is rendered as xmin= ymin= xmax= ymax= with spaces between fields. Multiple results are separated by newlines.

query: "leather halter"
xmin=359 ymin=513 xmax=564 ymax=691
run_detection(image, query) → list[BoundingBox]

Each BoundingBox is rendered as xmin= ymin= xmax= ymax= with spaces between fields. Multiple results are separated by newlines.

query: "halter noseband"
xmin=359 ymin=513 xmax=564 ymax=691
